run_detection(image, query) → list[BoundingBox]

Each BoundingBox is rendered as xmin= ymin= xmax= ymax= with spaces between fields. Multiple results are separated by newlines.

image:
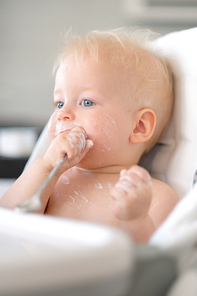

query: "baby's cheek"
xmin=85 ymin=114 xmax=119 ymax=152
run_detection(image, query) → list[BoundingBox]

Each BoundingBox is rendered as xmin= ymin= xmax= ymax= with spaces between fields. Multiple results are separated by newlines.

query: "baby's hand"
xmin=44 ymin=126 xmax=93 ymax=173
xmin=110 ymin=165 xmax=152 ymax=221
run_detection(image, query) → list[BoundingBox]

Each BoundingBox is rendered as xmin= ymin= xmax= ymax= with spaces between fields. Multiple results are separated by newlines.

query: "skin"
xmin=0 ymin=56 xmax=178 ymax=243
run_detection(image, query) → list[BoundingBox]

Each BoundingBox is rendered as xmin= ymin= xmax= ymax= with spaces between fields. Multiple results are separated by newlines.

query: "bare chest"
xmin=45 ymin=171 xmax=119 ymax=226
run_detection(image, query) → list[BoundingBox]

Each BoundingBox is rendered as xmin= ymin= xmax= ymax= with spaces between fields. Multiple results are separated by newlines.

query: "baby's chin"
xmin=75 ymin=153 xmax=106 ymax=171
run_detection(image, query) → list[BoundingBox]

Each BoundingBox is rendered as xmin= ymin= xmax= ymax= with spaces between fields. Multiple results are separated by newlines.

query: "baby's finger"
xmin=128 ymin=165 xmax=152 ymax=184
xmin=61 ymin=127 xmax=87 ymax=159
xmin=67 ymin=133 xmax=86 ymax=157
xmin=110 ymin=186 xmax=138 ymax=220
xmin=62 ymin=139 xmax=94 ymax=169
xmin=70 ymin=126 xmax=87 ymax=135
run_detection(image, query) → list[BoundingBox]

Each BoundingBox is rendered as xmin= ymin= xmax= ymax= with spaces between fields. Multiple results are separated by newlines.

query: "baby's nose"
xmin=57 ymin=105 xmax=75 ymax=121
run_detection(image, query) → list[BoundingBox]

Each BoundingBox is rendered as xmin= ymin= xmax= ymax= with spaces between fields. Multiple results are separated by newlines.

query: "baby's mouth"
xmin=55 ymin=122 xmax=82 ymax=135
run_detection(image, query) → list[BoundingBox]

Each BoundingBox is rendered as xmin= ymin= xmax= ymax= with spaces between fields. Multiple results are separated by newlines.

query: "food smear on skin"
xmin=64 ymin=190 xmax=91 ymax=209
xmin=60 ymin=175 xmax=70 ymax=185
xmin=94 ymin=183 xmax=103 ymax=190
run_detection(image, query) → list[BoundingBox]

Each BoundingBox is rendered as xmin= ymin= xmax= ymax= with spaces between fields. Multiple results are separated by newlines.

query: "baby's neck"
xmin=76 ymin=164 xmax=134 ymax=175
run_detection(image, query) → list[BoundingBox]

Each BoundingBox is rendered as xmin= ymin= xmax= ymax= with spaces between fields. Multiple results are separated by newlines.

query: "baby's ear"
xmin=129 ymin=108 xmax=156 ymax=144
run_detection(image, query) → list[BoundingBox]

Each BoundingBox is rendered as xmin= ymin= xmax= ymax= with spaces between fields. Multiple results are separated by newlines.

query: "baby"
xmin=0 ymin=28 xmax=178 ymax=243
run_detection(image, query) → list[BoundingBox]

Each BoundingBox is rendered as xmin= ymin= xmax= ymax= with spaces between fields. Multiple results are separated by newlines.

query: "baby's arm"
xmin=0 ymin=127 xmax=93 ymax=212
xmin=110 ymin=165 xmax=178 ymax=243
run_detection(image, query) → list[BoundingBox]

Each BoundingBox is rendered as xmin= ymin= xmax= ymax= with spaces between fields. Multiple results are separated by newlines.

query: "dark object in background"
xmin=0 ymin=126 xmax=41 ymax=178
xmin=0 ymin=157 xmax=28 ymax=178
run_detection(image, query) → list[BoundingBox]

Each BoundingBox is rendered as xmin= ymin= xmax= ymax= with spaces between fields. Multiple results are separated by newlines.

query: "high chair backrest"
xmin=26 ymin=27 xmax=197 ymax=200
xmin=140 ymin=27 xmax=197 ymax=199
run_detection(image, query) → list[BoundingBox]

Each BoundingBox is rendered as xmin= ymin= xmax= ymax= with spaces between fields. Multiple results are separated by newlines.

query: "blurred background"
xmin=0 ymin=0 xmax=197 ymax=179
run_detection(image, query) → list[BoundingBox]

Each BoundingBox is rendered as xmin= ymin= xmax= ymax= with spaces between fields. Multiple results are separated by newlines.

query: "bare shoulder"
xmin=149 ymin=177 xmax=179 ymax=227
xmin=151 ymin=177 xmax=178 ymax=203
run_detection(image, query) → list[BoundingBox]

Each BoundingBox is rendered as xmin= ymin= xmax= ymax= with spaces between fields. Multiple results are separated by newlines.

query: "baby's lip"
xmin=59 ymin=128 xmax=71 ymax=134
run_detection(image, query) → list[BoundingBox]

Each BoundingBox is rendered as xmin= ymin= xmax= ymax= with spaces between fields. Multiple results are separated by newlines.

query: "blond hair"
xmin=54 ymin=28 xmax=173 ymax=152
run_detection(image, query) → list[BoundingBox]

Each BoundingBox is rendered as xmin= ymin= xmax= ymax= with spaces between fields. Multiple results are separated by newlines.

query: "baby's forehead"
xmin=56 ymin=45 xmax=164 ymax=93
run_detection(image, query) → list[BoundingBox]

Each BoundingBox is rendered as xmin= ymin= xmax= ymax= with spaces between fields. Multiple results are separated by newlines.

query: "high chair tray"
xmin=0 ymin=208 xmax=134 ymax=296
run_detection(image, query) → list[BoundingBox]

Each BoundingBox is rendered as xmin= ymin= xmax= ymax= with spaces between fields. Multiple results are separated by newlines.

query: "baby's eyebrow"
xmin=53 ymin=90 xmax=64 ymax=101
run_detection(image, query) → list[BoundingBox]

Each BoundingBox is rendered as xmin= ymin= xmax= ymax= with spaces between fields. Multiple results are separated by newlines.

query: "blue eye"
xmin=57 ymin=102 xmax=64 ymax=109
xmin=81 ymin=99 xmax=95 ymax=107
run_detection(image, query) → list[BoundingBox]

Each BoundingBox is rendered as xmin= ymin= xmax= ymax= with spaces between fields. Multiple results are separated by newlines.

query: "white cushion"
xmin=140 ymin=27 xmax=197 ymax=199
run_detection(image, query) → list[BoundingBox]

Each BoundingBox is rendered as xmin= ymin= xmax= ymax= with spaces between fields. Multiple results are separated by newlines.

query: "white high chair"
xmin=148 ymin=27 xmax=197 ymax=295
xmin=1 ymin=27 xmax=197 ymax=296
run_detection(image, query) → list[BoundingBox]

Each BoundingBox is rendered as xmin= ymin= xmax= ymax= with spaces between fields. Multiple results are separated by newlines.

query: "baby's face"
xmin=49 ymin=56 xmax=135 ymax=169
